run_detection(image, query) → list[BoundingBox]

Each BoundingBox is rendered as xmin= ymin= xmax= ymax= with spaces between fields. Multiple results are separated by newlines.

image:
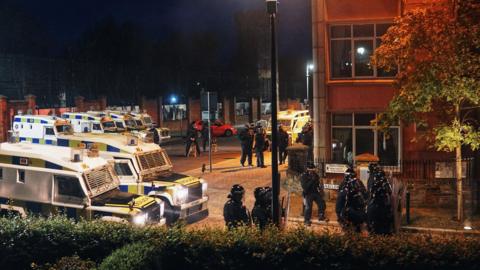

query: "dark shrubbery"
xmin=1 ymin=216 xmax=480 ymax=270
xmin=100 ymin=226 xmax=480 ymax=270
xmin=0 ymin=216 xmax=166 ymax=269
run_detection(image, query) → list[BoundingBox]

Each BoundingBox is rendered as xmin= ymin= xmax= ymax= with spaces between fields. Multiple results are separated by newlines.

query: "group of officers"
xmin=223 ymin=162 xmax=394 ymax=235
xmin=238 ymin=123 xmax=273 ymax=168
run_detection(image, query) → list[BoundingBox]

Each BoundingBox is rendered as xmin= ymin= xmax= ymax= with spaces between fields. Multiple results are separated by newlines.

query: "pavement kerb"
xmin=287 ymin=218 xmax=480 ymax=235
xmin=400 ymin=226 xmax=480 ymax=236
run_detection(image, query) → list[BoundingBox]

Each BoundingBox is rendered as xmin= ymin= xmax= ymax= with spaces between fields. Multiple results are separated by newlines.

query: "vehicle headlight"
xmin=174 ymin=186 xmax=188 ymax=205
xmin=202 ymin=182 xmax=208 ymax=196
xmin=133 ymin=213 xmax=148 ymax=225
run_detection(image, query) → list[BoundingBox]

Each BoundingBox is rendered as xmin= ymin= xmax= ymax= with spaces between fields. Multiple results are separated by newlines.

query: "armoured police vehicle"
xmin=62 ymin=112 xmax=117 ymax=133
xmin=88 ymin=110 xmax=171 ymax=144
xmin=12 ymin=115 xmax=207 ymax=224
xmin=265 ymin=110 xmax=311 ymax=143
xmin=0 ymin=141 xmax=165 ymax=226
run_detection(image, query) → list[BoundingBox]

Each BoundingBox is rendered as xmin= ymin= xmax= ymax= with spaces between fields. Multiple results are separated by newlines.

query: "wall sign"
xmin=325 ymin=163 xmax=349 ymax=174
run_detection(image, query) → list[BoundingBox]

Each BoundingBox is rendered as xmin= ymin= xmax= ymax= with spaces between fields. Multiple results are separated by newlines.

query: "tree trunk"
xmin=456 ymin=145 xmax=463 ymax=222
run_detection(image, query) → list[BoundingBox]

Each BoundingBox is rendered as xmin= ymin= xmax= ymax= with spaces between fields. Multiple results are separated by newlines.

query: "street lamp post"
xmin=267 ymin=0 xmax=280 ymax=226
xmin=305 ymin=64 xmax=314 ymax=106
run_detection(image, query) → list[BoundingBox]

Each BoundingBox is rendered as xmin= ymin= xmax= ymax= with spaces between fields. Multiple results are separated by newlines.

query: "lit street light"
xmin=305 ymin=63 xmax=314 ymax=106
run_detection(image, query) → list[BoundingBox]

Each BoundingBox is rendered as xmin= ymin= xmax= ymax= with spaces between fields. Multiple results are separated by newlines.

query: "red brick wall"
xmin=75 ymin=96 xmax=107 ymax=112
xmin=0 ymin=96 xmax=8 ymax=142
xmin=327 ymin=83 xmax=395 ymax=112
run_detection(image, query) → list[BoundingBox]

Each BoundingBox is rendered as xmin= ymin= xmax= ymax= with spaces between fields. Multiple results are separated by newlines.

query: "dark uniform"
xmin=300 ymin=166 xmax=326 ymax=225
xmin=367 ymin=168 xmax=394 ymax=235
xmin=185 ymin=122 xmax=200 ymax=157
xmin=278 ymin=127 xmax=289 ymax=164
xmin=223 ymin=184 xmax=251 ymax=229
xmin=336 ymin=169 xmax=368 ymax=232
xmin=297 ymin=124 xmax=313 ymax=162
xmin=239 ymin=125 xmax=254 ymax=166
xmin=254 ymin=127 xmax=266 ymax=168
xmin=201 ymin=121 xmax=209 ymax=152
xmin=251 ymin=187 xmax=273 ymax=230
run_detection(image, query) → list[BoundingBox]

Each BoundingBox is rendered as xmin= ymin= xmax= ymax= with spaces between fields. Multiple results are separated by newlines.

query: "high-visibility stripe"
xmin=128 ymin=185 xmax=138 ymax=194
xmin=0 ymin=154 xmax=72 ymax=171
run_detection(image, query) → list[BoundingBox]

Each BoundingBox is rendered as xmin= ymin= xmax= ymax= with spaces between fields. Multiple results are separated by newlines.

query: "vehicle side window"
xmin=54 ymin=175 xmax=85 ymax=203
xmin=114 ymin=162 xmax=133 ymax=176
xmin=17 ymin=170 xmax=25 ymax=183
xmin=45 ymin=127 xmax=55 ymax=136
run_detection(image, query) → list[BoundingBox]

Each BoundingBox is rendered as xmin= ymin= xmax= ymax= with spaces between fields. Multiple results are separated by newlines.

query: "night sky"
xmin=14 ymin=0 xmax=312 ymax=57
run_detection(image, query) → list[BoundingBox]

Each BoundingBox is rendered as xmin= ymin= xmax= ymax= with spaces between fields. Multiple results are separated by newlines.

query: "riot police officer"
xmin=251 ymin=186 xmax=273 ymax=230
xmin=367 ymin=167 xmax=394 ymax=234
xmin=301 ymin=163 xmax=326 ymax=226
xmin=336 ymin=168 xmax=368 ymax=232
xmin=223 ymin=184 xmax=251 ymax=229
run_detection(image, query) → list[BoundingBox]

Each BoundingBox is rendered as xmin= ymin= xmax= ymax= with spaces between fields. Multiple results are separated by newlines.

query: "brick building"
xmin=309 ymin=0 xmax=479 ymax=210
xmin=311 ymin=0 xmax=455 ymax=163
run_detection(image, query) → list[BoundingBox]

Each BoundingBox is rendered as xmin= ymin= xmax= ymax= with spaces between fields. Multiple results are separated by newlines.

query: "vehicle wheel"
xmin=224 ymin=130 xmax=232 ymax=137
xmin=163 ymin=201 xmax=180 ymax=226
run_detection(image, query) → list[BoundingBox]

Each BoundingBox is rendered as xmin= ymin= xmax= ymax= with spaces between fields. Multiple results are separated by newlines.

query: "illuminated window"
xmin=330 ymin=23 xmax=396 ymax=79
xmin=331 ymin=113 xmax=400 ymax=166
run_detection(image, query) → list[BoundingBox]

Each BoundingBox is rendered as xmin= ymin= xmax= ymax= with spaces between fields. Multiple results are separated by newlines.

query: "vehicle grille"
xmin=146 ymin=203 xmax=161 ymax=224
xmin=84 ymin=166 xmax=119 ymax=197
xmin=187 ymin=183 xmax=202 ymax=203
xmin=137 ymin=151 xmax=167 ymax=171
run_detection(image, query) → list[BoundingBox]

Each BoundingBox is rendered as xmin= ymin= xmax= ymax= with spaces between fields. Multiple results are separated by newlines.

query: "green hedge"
xmin=98 ymin=226 xmax=480 ymax=270
xmin=1 ymin=216 xmax=480 ymax=270
xmin=0 ymin=216 xmax=166 ymax=269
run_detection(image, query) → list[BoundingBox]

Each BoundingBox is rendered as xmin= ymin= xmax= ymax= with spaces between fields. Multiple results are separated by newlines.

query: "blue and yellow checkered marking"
xmin=14 ymin=117 xmax=51 ymax=124
xmin=0 ymin=154 xmax=73 ymax=171
xmin=63 ymin=114 xmax=96 ymax=121
xmin=19 ymin=137 xmax=127 ymax=153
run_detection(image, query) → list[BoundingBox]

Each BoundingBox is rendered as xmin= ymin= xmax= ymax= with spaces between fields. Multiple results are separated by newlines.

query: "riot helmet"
xmin=229 ymin=184 xmax=245 ymax=202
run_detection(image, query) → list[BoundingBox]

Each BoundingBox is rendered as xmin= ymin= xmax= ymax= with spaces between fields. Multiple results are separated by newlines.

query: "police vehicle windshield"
xmin=103 ymin=121 xmax=116 ymax=128
xmin=56 ymin=124 xmax=73 ymax=134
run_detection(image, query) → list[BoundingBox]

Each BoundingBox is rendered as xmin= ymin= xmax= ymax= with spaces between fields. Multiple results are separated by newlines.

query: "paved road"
xmin=162 ymin=136 xmax=278 ymax=227
xmin=162 ymin=136 xmax=243 ymax=172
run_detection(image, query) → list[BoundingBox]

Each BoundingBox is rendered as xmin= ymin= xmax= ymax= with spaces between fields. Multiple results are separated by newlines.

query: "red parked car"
xmin=194 ymin=120 xmax=237 ymax=137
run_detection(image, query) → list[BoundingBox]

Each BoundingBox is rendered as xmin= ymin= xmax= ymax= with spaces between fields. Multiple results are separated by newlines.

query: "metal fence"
xmin=312 ymin=157 xmax=476 ymax=184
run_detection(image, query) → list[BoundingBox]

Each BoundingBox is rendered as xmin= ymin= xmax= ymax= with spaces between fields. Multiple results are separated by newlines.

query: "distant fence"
xmin=313 ymin=158 xmax=476 ymax=184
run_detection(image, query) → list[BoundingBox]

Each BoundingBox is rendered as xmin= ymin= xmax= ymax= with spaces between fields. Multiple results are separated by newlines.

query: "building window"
xmin=0 ymin=168 xmax=3 ymax=180
xmin=330 ymin=23 xmax=396 ymax=79
xmin=331 ymin=113 xmax=400 ymax=166
xmin=17 ymin=170 xmax=25 ymax=183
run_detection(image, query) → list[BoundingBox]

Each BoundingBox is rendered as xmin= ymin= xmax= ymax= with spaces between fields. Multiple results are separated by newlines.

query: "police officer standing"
xmin=223 ymin=184 xmax=251 ymax=229
xmin=253 ymin=126 xmax=267 ymax=168
xmin=251 ymin=186 xmax=273 ymax=230
xmin=200 ymin=121 xmax=209 ymax=152
xmin=239 ymin=124 xmax=254 ymax=167
xmin=278 ymin=125 xmax=289 ymax=164
xmin=185 ymin=121 xmax=200 ymax=157
xmin=301 ymin=163 xmax=326 ymax=226
xmin=367 ymin=167 xmax=394 ymax=234
xmin=336 ymin=168 xmax=368 ymax=232
xmin=296 ymin=123 xmax=313 ymax=162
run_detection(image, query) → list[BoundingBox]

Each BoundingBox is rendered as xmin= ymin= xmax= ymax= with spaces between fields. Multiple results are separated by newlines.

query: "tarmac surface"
xmin=162 ymin=136 xmax=335 ymax=229
xmin=161 ymin=136 xmax=480 ymax=234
